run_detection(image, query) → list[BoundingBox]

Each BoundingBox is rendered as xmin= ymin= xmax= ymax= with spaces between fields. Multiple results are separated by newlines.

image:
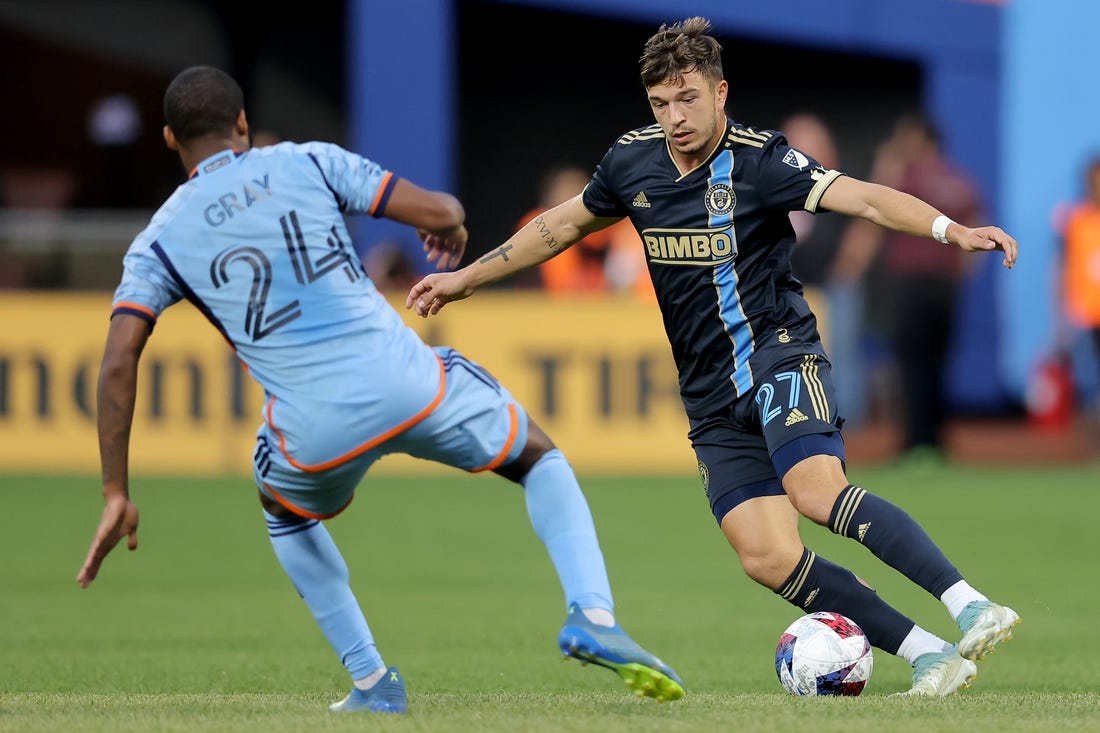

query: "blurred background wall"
xmin=1 ymin=0 xmax=1098 ymax=474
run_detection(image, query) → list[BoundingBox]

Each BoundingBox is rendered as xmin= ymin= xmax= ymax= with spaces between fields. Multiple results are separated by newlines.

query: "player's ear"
xmin=715 ymin=79 xmax=729 ymax=108
xmin=236 ymin=110 xmax=248 ymax=138
xmin=163 ymin=125 xmax=179 ymax=152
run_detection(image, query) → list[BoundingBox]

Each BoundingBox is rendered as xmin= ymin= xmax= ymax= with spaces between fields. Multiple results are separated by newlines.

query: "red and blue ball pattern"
xmin=775 ymin=611 xmax=873 ymax=696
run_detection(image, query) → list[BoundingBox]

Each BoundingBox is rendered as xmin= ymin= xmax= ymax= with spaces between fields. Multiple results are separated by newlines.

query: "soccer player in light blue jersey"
xmin=76 ymin=66 xmax=684 ymax=713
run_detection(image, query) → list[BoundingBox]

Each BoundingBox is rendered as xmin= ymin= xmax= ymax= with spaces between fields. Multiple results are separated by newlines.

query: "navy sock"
xmin=777 ymin=547 xmax=913 ymax=654
xmin=829 ymin=484 xmax=963 ymax=598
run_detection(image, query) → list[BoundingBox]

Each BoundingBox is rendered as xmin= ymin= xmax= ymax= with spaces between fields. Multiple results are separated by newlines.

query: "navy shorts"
xmin=689 ymin=354 xmax=846 ymax=524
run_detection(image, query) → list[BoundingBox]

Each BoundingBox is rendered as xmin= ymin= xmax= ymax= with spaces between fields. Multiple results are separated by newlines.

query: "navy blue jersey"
xmin=582 ymin=119 xmax=845 ymax=419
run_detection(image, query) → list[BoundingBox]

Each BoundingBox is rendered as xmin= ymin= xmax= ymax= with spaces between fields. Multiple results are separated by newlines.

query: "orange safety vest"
xmin=1063 ymin=202 xmax=1100 ymax=327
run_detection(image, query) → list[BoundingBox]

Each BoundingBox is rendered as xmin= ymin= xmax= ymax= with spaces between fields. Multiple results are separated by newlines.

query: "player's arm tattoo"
xmin=478 ymin=212 xmax=567 ymax=265
xmin=532 ymin=214 xmax=566 ymax=252
xmin=479 ymin=244 xmax=514 ymax=264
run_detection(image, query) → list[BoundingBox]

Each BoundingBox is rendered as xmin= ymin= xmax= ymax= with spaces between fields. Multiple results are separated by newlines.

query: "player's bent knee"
xmin=258 ymin=489 xmax=295 ymax=519
xmin=781 ymin=455 xmax=847 ymax=523
xmin=725 ymin=527 xmax=805 ymax=589
xmin=785 ymin=483 xmax=845 ymax=525
xmin=524 ymin=417 xmax=557 ymax=455
xmin=738 ymin=550 xmax=800 ymax=590
xmin=494 ymin=416 xmax=557 ymax=483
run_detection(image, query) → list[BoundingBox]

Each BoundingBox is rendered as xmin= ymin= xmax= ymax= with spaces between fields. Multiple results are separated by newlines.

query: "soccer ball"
xmin=775 ymin=611 xmax=873 ymax=696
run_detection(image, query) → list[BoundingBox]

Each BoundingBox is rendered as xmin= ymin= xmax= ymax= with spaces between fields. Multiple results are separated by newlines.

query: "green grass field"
xmin=3 ymin=462 xmax=1099 ymax=732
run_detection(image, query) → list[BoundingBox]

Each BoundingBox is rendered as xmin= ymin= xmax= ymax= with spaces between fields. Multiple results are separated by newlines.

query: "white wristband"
xmin=931 ymin=215 xmax=954 ymax=245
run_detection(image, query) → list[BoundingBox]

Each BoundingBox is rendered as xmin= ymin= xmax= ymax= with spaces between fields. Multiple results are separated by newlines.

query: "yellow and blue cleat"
xmin=557 ymin=604 xmax=685 ymax=702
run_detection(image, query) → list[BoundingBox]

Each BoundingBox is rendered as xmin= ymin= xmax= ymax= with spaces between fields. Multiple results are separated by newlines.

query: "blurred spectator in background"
xmin=1059 ymin=156 xmax=1100 ymax=416
xmin=516 ymin=166 xmax=610 ymax=292
xmin=362 ymin=239 xmax=421 ymax=294
xmin=604 ymin=211 xmax=657 ymax=302
xmin=832 ymin=114 xmax=982 ymax=464
xmin=0 ymin=166 xmax=77 ymax=209
xmin=0 ymin=165 xmax=78 ymax=288
xmin=516 ymin=166 xmax=654 ymax=300
xmin=782 ymin=112 xmax=867 ymax=428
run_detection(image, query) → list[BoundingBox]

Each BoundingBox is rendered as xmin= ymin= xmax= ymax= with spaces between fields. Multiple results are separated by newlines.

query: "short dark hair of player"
xmin=639 ymin=16 xmax=724 ymax=89
xmin=163 ymin=66 xmax=244 ymax=144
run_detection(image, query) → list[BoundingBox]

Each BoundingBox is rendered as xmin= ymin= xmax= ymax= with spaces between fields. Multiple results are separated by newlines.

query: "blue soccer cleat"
xmin=557 ymin=604 xmax=685 ymax=702
xmin=328 ymin=666 xmax=407 ymax=714
xmin=957 ymin=600 xmax=1020 ymax=661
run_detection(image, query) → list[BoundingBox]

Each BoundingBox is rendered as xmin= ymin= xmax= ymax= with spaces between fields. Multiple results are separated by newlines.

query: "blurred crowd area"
xmin=0 ymin=1 xmax=922 ymax=291
xmin=1 ymin=0 xmax=1098 ymax=462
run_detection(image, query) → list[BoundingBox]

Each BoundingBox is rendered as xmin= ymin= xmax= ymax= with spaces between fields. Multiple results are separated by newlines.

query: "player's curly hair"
xmin=639 ymin=16 xmax=724 ymax=89
xmin=164 ymin=66 xmax=244 ymax=144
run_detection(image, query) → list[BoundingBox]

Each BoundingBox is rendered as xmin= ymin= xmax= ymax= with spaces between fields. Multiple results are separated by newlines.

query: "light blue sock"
xmin=520 ymin=449 xmax=614 ymax=612
xmin=264 ymin=510 xmax=384 ymax=679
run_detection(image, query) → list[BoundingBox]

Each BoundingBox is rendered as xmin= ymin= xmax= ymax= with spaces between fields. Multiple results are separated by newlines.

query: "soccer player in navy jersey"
xmin=408 ymin=17 xmax=1020 ymax=697
xmin=76 ymin=65 xmax=685 ymax=713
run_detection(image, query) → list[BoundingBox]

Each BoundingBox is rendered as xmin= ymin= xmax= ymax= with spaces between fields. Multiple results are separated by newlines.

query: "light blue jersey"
xmin=113 ymin=143 xmax=444 ymax=472
xmin=94 ymin=67 xmax=658 ymax=698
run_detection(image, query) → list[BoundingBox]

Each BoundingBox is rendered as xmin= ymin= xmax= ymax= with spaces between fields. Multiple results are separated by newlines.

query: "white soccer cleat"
xmin=957 ymin=600 xmax=1020 ymax=661
xmin=892 ymin=647 xmax=977 ymax=697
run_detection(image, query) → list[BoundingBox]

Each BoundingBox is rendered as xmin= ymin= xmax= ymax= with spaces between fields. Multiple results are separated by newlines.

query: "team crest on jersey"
xmin=782 ymin=149 xmax=810 ymax=170
xmin=704 ymin=183 xmax=736 ymax=216
xmin=698 ymin=460 xmax=710 ymax=492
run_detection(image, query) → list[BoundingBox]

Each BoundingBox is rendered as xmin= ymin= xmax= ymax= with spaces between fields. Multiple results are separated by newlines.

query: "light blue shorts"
xmin=253 ymin=346 xmax=529 ymax=518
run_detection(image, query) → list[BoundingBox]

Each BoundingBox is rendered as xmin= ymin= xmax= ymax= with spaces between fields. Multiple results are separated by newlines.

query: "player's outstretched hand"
xmin=418 ymin=225 xmax=467 ymax=271
xmin=406 ymin=270 xmax=475 ymax=318
xmin=954 ymin=225 xmax=1018 ymax=269
xmin=77 ymin=494 xmax=139 ymax=588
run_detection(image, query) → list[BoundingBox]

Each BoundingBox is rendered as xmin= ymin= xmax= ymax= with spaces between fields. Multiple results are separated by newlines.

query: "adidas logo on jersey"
xmin=803 ymin=588 xmax=819 ymax=608
xmin=632 ymin=191 xmax=652 ymax=208
xmin=857 ymin=522 xmax=871 ymax=541
xmin=784 ymin=408 xmax=809 ymax=427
